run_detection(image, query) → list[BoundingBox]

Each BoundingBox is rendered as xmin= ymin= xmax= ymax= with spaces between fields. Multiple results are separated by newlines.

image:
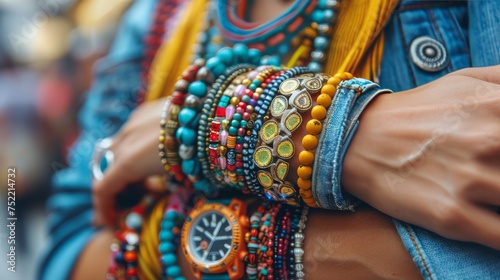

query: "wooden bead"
xmin=297 ymin=165 xmax=312 ymax=179
xmin=311 ymin=105 xmax=327 ymax=120
xmin=297 ymin=178 xmax=311 ymax=190
xmin=320 ymin=84 xmax=336 ymax=98
xmin=317 ymin=93 xmax=332 ymax=107
xmin=327 ymin=76 xmax=341 ymax=86
xmin=298 ymin=150 xmax=315 ymax=166
xmin=305 ymin=119 xmax=322 ymax=135
xmin=301 ymin=135 xmax=318 ymax=150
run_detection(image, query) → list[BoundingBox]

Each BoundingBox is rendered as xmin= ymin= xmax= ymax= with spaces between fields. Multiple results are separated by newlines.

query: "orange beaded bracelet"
xmin=297 ymin=72 xmax=354 ymax=207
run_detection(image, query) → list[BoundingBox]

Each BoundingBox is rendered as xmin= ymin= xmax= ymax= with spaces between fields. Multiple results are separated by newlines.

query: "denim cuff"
xmin=312 ymin=78 xmax=392 ymax=210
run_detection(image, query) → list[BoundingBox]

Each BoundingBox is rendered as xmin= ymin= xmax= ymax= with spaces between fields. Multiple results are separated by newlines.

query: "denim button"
xmin=410 ymin=36 xmax=449 ymax=72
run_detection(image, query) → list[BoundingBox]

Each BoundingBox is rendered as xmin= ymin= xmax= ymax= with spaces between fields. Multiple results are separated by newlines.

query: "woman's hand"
xmin=92 ymin=97 xmax=169 ymax=227
xmin=342 ymin=65 xmax=500 ymax=250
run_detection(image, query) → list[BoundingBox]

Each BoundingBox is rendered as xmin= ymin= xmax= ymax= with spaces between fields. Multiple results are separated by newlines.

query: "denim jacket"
xmin=379 ymin=1 xmax=500 ymax=279
xmin=40 ymin=1 xmax=500 ymax=279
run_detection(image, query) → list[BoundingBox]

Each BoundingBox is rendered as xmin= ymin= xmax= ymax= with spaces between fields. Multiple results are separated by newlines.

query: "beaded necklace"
xmin=194 ymin=0 xmax=341 ymax=72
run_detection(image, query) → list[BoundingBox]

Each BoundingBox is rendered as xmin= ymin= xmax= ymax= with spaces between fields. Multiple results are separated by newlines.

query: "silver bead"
xmin=125 ymin=232 xmax=139 ymax=245
xmin=185 ymin=94 xmax=201 ymax=109
xmin=311 ymin=50 xmax=326 ymax=62
xmin=295 ymin=232 xmax=304 ymax=243
xmin=193 ymin=58 xmax=206 ymax=67
xmin=294 ymin=247 xmax=304 ymax=258
xmin=179 ymin=144 xmax=195 ymax=160
xmin=296 ymin=271 xmax=306 ymax=279
xmin=196 ymin=67 xmax=214 ymax=83
xmin=175 ymin=79 xmax=189 ymax=91
xmin=296 ymin=263 xmax=304 ymax=271
xmin=326 ymin=0 xmax=339 ymax=9
xmin=317 ymin=23 xmax=333 ymax=36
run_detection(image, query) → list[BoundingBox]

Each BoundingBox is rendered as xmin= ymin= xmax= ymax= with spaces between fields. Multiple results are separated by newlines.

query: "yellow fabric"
xmin=325 ymin=0 xmax=400 ymax=80
xmin=138 ymin=196 xmax=169 ymax=280
xmin=146 ymin=0 xmax=399 ymax=101
xmin=146 ymin=0 xmax=210 ymax=101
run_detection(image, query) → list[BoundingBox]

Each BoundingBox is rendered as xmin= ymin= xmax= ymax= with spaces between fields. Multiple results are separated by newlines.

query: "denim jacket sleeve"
xmin=378 ymin=1 xmax=500 ymax=279
xmin=38 ymin=0 xmax=157 ymax=279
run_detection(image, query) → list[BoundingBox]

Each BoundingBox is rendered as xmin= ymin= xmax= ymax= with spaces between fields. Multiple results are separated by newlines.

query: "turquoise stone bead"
xmin=323 ymin=9 xmax=336 ymax=23
xmin=228 ymin=126 xmax=238 ymax=135
xmin=248 ymin=243 xmax=259 ymax=249
xmin=252 ymin=80 xmax=261 ymax=86
xmin=236 ymin=169 xmax=243 ymax=175
xmin=241 ymin=95 xmax=251 ymax=103
xmin=233 ymin=113 xmax=242 ymax=121
xmin=312 ymin=10 xmax=324 ymax=23
xmin=261 ymin=268 xmax=268 ymax=275
xmin=176 ymin=127 xmax=196 ymax=145
xmin=188 ymin=81 xmax=208 ymax=98
xmin=182 ymin=158 xmax=200 ymax=175
xmin=262 ymin=55 xmax=280 ymax=66
xmin=261 ymin=245 xmax=268 ymax=252
xmin=166 ymin=266 xmax=181 ymax=278
xmin=161 ymin=220 xmax=174 ymax=229
xmin=166 ymin=211 xmax=177 ymax=220
xmin=206 ymin=57 xmax=225 ymax=77
xmin=314 ymin=36 xmax=329 ymax=50
xmin=308 ymin=61 xmax=323 ymax=73
xmin=236 ymin=136 xmax=243 ymax=143
xmin=248 ymin=48 xmax=262 ymax=65
xmin=249 ymin=83 xmax=257 ymax=91
xmin=178 ymin=108 xmax=199 ymax=127
xmin=240 ymin=120 xmax=247 ymax=128
xmin=161 ymin=253 xmax=177 ymax=266
xmin=159 ymin=230 xmax=174 ymax=241
xmin=278 ymin=44 xmax=290 ymax=55
xmin=231 ymin=119 xmax=240 ymax=127
xmin=159 ymin=242 xmax=175 ymax=254
xmin=233 ymin=43 xmax=249 ymax=63
xmin=216 ymin=47 xmax=235 ymax=65
xmin=173 ymin=277 xmax=186 ymax=280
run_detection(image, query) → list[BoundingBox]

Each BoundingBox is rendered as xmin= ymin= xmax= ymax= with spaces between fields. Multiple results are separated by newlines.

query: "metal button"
xmin=410 ymin=36 xmax=449 ymax=72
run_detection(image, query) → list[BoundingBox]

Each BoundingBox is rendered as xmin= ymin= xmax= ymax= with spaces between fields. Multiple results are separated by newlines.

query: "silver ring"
xmin=91 ymin=137 xmax=114 ymax=181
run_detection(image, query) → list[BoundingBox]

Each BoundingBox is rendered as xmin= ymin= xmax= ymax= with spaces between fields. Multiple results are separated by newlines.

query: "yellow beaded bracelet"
xmin=297 ymin=72 xmax=354 ymax=207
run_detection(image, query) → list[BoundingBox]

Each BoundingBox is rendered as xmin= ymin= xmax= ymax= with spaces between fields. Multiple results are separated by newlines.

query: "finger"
xmin=92 ymin=156 xmax=133 ymax=227
xmin=452 ymin=65 xmax=500 ymax=84
xmin=464 ymin=205 xmax=500 ymax=250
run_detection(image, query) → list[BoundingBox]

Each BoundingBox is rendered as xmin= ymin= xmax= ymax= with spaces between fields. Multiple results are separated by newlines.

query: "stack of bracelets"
xmin=108 ymin=41 xmax=391 ymax=279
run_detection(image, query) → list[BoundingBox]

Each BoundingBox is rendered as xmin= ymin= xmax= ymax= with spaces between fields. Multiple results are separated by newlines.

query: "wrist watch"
xmin=181 ymin=197 xmax=249 ymax=280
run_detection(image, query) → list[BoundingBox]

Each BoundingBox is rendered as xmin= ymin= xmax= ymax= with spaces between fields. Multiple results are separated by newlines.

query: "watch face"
xmin=189 ymin=210 xmax=234 ymax=265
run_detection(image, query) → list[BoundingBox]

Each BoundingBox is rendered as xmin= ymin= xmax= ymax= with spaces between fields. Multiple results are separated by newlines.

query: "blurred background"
xmin=0 ymin=0 xmax=132 ymax=279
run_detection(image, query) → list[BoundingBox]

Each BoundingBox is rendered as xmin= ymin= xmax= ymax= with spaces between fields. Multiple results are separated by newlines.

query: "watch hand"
xmin=203 ymin=221 xmax=222 ymax=260
xmin=204 ymin=230 xmax=214 ymax=240
xmin=214 ymin=235 xmax=233 ymax=241
xmin=213 ymin=220 xmax=223 ymax=238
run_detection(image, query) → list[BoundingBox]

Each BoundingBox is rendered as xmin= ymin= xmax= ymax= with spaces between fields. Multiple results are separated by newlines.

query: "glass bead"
xmin=188 ymin=81 xmax=207 ymax=98
xmin=125 ymin=212 xmax=143 ymax=231
xmin=314 ymin=36 xmax=329 ymax=50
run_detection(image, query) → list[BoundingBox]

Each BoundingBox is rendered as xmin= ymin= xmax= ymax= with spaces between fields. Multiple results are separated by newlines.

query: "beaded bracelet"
xmin=158 ymin=190 xmax=190 ymax=280
xmin=204 ymin=67 xmax=254 ymax=188
xmin=254 ymin=74 xmax=326 ymax=206
xmin=257 ymin=203 xmax=281 ymax=280
xmin=297 ymin=72 xmax=353 ymax=207
xmin=293 ymin=206 xmax=308 ymax=280
xmin=218 ymin=66 xmax=278 ymax=191
xmin=245 ymin=67 xmax=310 ymax=201
xmin=273 ymin=206 xmax=292 ymax=279
xmin=162 ymin=59 xmax=207 ymax=183
xmin=158 ymin=97 xmax=173 ymax=172
xmin=209 ymin=72 xmax=252 ymax=188
xmin=242 ymin=70 xmax=285 ymax=197
xmin=285 ymin=206 xmax=302 ymax=280
xmin=107 ymin=195 xmax=156 ymax=280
